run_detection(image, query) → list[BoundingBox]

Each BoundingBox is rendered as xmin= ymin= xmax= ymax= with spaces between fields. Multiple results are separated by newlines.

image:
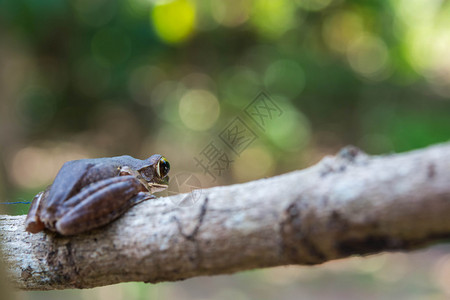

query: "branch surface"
xmin=1 ymin=143 xmax=450 ymax=290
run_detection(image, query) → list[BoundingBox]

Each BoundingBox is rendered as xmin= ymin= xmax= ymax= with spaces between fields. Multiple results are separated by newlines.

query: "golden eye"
xmin=156 ymin=156 xmax=170 ymax=178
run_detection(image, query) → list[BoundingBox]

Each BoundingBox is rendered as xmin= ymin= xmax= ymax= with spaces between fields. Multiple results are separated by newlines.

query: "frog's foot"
xmin=25 ymin=192 xmax=46 ymax=233
xmin=131 ymin=192 xmax=156 ymax=205
xmin=148 ymin=183 xmax=169 ymax=194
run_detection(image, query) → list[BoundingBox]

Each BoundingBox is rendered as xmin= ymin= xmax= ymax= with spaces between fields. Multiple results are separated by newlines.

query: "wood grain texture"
xmin=1 ymin=143 xmax=450 ymax=290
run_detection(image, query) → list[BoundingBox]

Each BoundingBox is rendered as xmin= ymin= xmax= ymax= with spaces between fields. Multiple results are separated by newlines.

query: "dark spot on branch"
xmin=301 ymin=237 xmax=327 ymax=265
xmin=288 ymin=203 xmax=299 ymax=218
xmin=46 ymin=250 xmax=58 ymax=267
xmin=338 ymin=145 xmax=362 ymax=162
xmin=280 ymin=202 xmax=327 ymax=264
xmin=327 ymin=210 xmax=348 ymax=231
xmin=319 ymin=164 xmax=334 ymax=178
xmin=45 ymin=242 xmax=82 ymax=287
xmin=46 ymin=248 xmax=65 ymax=285
xmin=21 ymin=266 xmax=32 ymax=280
xmin=428 ymin=163 xmax=436 ymax=179
xmin=65 ymin=243 xmax=80 ymax=277
xmin=337 ymin=232 xmax=450 ymax=258
xmin=320 ymin=145 xmax=369 ymax=178
xmin=337 ymin=235 xmax=395 ymax=257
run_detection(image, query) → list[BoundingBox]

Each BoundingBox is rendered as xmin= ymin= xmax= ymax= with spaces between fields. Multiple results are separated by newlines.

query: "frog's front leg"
xmin=25 ymin=187 xmax=51 ymax=233
xmin=54 ymin=175 xmax=153 ymax=235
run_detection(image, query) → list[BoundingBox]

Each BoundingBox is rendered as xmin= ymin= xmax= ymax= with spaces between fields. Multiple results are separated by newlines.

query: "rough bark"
xmin=1 ymin=143 xmax=450 ymax=290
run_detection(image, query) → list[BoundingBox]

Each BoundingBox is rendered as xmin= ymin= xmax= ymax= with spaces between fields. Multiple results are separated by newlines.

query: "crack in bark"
xmin=280 ymin=202 xmax=327 ymax=265
xmin=172 ymin=197 xmax=209 ymax=269
xmin=175 ymin=197 xmax=209 ymax=242
xmin=65 ymin=242 xmax=81 ymax=288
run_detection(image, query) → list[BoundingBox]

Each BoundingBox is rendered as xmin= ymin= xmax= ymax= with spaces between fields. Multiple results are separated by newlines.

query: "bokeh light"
xmin=219 ymin=66 xmax=261 ymax=108
xmin=322 ymin=10 xmax=365 ymax=53
xmin=346 ymin=35 xmax=390 ymax=80
xmin=250 ymin=0 xmax=296 ymax=39
xmin=178 ymin=89 xmax=220 ymax=130
xmin=10 ymin=144 xmax=88 ymax=189
xmin=295 ymin=0 xmax=333 ymax=11
xmin=263 ymin=59 xmax=305 ymax=97
xmin=211 ymin=0 xmax=251 ymax=28
xmin=151 ymin=0 xmax=196 ymax=44
xmin=264 ymin=99 xmax=311 ymax=152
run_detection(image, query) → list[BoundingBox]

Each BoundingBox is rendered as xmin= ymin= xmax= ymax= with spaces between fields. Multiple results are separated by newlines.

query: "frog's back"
xmin=42 ymin=155 xmax=152 ymax=211
xmin=42 ymin=156 xmax=137 ymax=212
xmin=107 ymin=155 xmax=147 ymax=169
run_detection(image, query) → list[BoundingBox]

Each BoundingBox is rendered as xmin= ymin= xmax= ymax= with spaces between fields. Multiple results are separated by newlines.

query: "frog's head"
xmin=138 ymin=154 xmax=170 ymax=192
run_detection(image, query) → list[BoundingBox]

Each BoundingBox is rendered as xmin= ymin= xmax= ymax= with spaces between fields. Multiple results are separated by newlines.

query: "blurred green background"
xmin=1 ymin=0 xmax=450 ymax=299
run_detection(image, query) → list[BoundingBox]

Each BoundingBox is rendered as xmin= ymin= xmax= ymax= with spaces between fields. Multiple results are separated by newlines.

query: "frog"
xmin=24 ymin=154 xmax=170 ymax=236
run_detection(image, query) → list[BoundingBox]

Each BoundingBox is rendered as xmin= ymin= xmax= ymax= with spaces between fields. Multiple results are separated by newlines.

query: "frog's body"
xmin=25 ymin=155 xmax=170 ymax=235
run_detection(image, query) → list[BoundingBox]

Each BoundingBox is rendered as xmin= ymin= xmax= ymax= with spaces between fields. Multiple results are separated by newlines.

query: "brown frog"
xmin=25 ymin=154 xmax=170 ymax=235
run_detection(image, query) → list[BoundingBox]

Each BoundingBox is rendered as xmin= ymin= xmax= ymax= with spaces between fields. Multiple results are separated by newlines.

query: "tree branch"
xmin=1 ymin=143 xmax=450 ymax=290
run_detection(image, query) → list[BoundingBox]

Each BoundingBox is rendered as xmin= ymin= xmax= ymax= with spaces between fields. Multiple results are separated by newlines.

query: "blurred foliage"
xmin=1 ymin=0 xmax=450 ymax=298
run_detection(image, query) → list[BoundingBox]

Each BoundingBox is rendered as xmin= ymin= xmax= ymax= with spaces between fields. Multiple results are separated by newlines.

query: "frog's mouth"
xmin=145 ymin=175 xmax=169 ymax=193
xmin=120 ymin=166 xmax=169 ymax=194
xmin=139 ymin=176 xmax=169 ymax=194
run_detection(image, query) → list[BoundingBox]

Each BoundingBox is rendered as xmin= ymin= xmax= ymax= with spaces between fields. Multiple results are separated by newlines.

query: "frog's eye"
xmin=156 ymin=156 xmax=170 ymax=178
